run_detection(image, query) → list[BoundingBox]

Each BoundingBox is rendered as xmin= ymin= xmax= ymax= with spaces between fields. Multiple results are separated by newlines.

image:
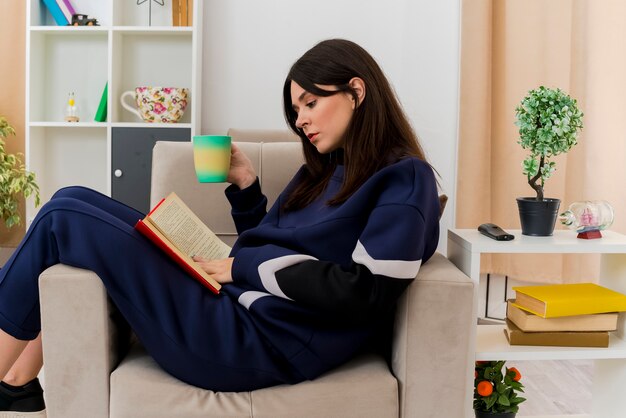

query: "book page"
xmin=149 ymin=193 xmax=232 ymax=260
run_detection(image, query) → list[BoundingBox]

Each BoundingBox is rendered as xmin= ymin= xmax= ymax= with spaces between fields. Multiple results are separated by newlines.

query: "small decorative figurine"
xmin=559 ymin=200 xmax=614 ymax=239
xmin=68 ymin=14 xmax=100 ymax=26
xmin=137 ymin=0 xmax=165 ymax=26
xmin=64 ymin=92 xmax=79 ymax=122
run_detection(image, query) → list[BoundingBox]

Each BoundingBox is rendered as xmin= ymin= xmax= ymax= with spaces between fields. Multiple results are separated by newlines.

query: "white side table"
xmin=447 ymin=229 xmax=626 ymax=418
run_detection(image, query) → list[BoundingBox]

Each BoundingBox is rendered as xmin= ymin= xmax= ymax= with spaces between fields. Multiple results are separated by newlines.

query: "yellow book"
xmin=512 ymin=283 xmax=626 ymax=318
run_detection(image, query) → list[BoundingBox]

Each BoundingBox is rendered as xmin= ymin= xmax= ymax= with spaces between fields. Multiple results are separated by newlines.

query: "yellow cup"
xmin=192 ymin=135 xmax=232 ymax=182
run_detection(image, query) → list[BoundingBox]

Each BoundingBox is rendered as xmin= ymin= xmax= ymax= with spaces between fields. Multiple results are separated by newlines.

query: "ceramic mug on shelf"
xmin=120 ymin=87 xmax=189 ymax=123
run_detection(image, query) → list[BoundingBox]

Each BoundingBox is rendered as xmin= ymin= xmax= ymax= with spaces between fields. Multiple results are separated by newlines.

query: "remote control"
xmin=478 ymin=223 xmax=514 ymax=241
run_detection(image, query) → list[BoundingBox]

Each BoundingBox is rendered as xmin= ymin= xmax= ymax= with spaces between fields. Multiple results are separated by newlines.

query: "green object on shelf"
xmin=94 ymin=82 xmax=108 ymax=122
xmin=0 ymin=116 xmax=40 ymax=228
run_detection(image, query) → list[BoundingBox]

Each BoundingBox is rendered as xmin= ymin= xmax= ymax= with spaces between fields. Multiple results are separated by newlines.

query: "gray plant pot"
xmin=474 ymin=411 xmax=516 ymax=418
xmin=516 ymin=197 xmax=561 ymax=236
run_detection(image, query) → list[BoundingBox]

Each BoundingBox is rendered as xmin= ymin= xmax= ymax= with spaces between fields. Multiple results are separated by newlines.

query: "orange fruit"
xmin=508 ymin=367 xmax=522 ymax=381
xmin=476 ymin=380 xmax=493 ymax=396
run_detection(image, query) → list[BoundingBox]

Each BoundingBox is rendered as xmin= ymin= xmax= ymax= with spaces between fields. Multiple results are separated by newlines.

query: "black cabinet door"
xmin=111 ymin=127 xmax=190 ymax=214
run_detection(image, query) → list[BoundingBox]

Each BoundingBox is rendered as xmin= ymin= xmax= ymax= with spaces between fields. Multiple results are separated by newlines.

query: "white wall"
xmin=201 ymin=0 xmax=460 ymax=250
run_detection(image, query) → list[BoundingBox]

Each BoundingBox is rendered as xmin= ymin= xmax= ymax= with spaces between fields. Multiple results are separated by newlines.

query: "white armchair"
xmin=39 ymin=140 xmax=474 ymax=417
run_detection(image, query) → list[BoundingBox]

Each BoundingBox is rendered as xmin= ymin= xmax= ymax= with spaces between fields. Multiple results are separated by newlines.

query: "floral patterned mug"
xmin=120 ymin=87 xmax=189 ymax=123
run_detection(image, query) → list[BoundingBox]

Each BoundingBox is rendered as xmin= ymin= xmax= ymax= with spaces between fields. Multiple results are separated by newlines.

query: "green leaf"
xmin=484 ymin=367 xmax=498 ymax=380
xmin=0 ymin=115 xmax=41 ymax=227
xmin=495 ymin=381 xmax=506 ymax=393
xmin=498 ymin=394 xmax=510 ymax=406
xmin=522 ymin=158 xmax=539 ymax=177
xmin=486 ymin=393 xmax=498 ymax=409
xmin=6 ymin=214 xmax=19 ymax=228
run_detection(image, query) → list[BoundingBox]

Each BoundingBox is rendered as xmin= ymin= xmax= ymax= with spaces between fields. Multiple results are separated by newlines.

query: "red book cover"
xmin=135 ymin=218 xmax=221 ymax=295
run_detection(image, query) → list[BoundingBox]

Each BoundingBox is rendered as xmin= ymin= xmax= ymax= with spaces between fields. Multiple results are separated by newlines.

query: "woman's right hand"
xmin=227 ymin=143 xmax=257 ymax=189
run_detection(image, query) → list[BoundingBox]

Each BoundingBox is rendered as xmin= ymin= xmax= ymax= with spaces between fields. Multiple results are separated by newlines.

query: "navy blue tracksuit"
xmin=0 ymin=157 xmax=439 ymax=391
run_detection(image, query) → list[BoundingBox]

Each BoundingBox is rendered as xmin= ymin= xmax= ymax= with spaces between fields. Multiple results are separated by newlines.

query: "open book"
xmin=134 ymin=192 xmax=232 ymax=294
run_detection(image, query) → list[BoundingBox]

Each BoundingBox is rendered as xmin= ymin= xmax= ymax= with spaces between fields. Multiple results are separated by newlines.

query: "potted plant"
xmin=0 ymin=116 xmax=40 ymax=228
xmin=474 ymin=360 xmax=526 ymax=418
xmin=514 ymin=86 xmax=584 ymax=236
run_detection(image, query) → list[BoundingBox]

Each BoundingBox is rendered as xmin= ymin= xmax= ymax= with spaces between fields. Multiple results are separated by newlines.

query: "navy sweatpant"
xmin=0 ymin=187 xmax=299 ymax=391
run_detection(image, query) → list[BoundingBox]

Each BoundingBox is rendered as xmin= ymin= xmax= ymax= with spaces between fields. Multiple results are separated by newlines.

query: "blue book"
xmin=41 ymin=0 xmax=69 ymax=26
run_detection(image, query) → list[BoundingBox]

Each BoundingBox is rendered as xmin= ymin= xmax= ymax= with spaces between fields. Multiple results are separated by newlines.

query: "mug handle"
xmin=120 ymin=91 xmax=141 ymax=119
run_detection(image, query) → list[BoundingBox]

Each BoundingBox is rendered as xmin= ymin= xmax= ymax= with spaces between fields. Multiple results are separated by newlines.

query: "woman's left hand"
xmin=192 ymin=256 xmax=234 ymax=284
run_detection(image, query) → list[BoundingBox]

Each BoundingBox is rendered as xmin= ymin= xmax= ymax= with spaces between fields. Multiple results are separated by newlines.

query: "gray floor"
xmin=512 ymin=360 xmax=592 ymax=416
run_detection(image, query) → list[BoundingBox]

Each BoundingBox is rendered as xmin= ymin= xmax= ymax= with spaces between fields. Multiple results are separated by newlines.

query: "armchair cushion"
xmin=226 ymin=128 xmax=299 ymax=143
xmin=110 ymin=345 xmax=397 ymax=418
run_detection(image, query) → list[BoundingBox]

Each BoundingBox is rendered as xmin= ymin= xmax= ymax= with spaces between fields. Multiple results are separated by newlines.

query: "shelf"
xmin=111 ymin=122 xmax=192 ymax=129
xmin=112 ymin=26 xmax=193 ymax=34
xmin=29 ymin=27 xmax=191 ymax=34
xmin=29 ymin=26 xmax=110 ymax=33
xmin=29 ymin=0 xmax=111 ymax=26
xmin=475 ymin=324 xmax=626 ymax=361
xmin=449 ymin=229 xmax=626 ymax=254
xmin=113 ymin=0 xmax=176 ymax=27
xmin=27 ymin=127 xmax=108 ymax=204
xmin=29 ymin=122 xmax=107 ymax=128
xmin=28 ymin=31 xmax=108 ymax=122
xmin=518 ymin=415 xmax=589 ymax=418
xmin=111 ymin=32 xmax=192 ymax=124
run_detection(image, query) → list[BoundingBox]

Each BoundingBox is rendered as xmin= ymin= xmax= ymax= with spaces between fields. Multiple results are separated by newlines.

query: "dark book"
xmin=504 ymin=319 xmax=609 ymax=348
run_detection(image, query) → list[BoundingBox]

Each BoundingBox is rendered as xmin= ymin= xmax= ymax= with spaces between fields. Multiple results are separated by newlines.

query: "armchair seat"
xmin=111 ymin=344 xmax=397 ymax=418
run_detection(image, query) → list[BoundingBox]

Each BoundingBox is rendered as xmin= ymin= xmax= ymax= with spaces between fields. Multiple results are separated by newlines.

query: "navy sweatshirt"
xmin=223 ymin=156 xmax=440 ymax=380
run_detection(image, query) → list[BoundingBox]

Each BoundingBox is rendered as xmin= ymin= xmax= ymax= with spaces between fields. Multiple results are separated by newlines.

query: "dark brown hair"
xmin=282 ymin=39 xmax=428 ymax=211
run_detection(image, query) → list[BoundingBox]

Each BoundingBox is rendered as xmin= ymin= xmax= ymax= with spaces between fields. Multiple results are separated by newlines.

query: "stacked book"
xmin=504 ymin=283 xmax=626 ymax=348
xmin=42 ymin=0 xmax=76 ymax=26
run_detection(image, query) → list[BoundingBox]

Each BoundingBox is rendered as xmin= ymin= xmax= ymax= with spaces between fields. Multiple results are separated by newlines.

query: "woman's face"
xmin=290 ymin=81 xmax=355 ymax=154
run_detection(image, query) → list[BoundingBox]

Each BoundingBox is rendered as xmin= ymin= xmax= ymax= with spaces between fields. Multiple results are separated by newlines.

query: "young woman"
xmin=0 ymin=39 xmax=440 ymax=414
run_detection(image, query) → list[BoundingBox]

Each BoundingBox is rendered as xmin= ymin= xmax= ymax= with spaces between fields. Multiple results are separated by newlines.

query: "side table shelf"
xmin=447 ymin=229 xmax=626 ymax=418
xmin=476 ymin=325 xmax=626 ymax=361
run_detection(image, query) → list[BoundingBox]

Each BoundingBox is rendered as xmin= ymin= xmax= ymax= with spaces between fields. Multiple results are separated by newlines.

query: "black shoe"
xmin=0 ymin=378 xmax=45 ymax=413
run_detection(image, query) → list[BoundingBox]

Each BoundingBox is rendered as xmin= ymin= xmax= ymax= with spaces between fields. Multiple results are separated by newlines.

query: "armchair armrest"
xmin=392 ymin=252 xmax=474 ymax=418
xmin=39 ymin=265 xmax=129 ymax=418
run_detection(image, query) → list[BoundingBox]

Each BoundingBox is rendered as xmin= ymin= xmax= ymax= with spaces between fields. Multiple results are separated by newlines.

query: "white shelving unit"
xmin=447 ymin=229 xmax=626 ymax=418
xmin=25 ymin=0 xmax=202 ymax=220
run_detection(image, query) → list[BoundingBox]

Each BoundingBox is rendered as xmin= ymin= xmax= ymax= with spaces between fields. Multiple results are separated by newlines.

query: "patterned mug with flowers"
xmin=120 ymin=87 xmax=189 ymax=123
